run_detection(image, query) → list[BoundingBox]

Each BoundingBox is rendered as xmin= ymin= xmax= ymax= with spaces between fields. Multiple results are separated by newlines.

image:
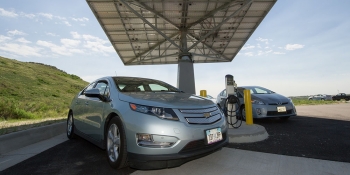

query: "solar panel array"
xmin=87 ymin=0 xmax=276 ymax=65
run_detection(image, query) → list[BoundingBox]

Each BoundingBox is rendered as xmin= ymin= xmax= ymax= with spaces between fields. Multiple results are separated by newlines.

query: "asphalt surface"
xmin=1 ymin=137 xmax=136 ymax=175
xmin=228 ymin=115 xmax=350 ymax=163
xmin=1 ymin=103 xmax=350 ymax=175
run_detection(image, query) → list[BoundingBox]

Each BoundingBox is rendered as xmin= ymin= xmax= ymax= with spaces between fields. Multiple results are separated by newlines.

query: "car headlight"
xmin=251 ymin=99 xmax=265 ymax=105
xmin=129 ymin=103 xmax=179 ymax=121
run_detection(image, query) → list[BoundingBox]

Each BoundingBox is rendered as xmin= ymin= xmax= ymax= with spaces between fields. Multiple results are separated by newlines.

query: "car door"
xmin=83 ymin=80 xmax=110 ymax=141
xmin=74 ymin=82 xmax=95 ymax=132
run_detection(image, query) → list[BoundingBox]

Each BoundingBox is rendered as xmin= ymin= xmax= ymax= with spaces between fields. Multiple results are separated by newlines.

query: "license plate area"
xmin=205 ymin=128 xmax=222 ymax=144
xmin=277 ymin=106 xmax=286 ymax=112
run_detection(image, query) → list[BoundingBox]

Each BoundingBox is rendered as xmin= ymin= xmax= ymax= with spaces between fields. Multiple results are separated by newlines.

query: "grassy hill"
xmin=0 ymin=56 xmax=88 ymax=121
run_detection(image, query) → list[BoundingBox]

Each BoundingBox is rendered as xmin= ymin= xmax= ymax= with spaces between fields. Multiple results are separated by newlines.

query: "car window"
xmin=247 ymin=87 xmax=273 ymax=94
xmin=222 ymin=90 xmax=227 ymax=97
xmin=237 ymin=91 xmax=243 ymax=98
xmin=149 ymin=84 xmax=169 ymax=91
xmin=95 ymin=81 xmax=109 ymax=96
xmin=113 ymin=77 xmax=180 ymax=92
xmin=81 ymin=82 xmax=95 ymax=95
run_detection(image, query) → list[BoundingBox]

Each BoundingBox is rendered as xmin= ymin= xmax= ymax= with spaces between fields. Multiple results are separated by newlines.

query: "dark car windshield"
xmin=240 ymin=86 xmax=274 ymax=94
xmin=113 ymin=77 xmax=181 ymax=93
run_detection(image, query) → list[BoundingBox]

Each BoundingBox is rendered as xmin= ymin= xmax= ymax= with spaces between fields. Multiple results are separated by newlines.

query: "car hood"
xmin=118 ymin=92 xmax=215 ymax=108
xmin=252 ymin=93 xmax=290 ymax=104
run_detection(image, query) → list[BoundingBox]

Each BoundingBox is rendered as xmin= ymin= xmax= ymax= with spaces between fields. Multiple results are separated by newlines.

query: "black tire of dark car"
xmin=106 ymin=116 xmax=128 ymax=169
xmin=67 ymin=112 xmax=76 ymax=139
xmin=240 ymin=106 xmax=246 ymax=121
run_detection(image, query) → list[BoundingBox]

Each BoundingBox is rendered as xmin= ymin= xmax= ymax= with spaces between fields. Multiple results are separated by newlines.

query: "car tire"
xmin=321 ymin=98 xmax=324 ymax=101
xmin=240 ymin=106 xmax=246 ymax=121
xmin=67 ymin=112 xmax=76 ymax=139
xmin=279 ymin=116 xmax=290 ymax=120
xmin=308 ymin=98 xmax=312 ymax=100
xmin=106 ymin=116 xmax=128 ymax=169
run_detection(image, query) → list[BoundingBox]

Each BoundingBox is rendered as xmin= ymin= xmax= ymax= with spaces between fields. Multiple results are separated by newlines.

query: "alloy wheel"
xmin=107 ymin=124 xmax=120 ymax=162
xmin=67 ymin=115 xmax=73 ymax=136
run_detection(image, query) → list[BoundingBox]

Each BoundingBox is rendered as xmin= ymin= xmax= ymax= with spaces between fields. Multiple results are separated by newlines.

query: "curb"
xmin=227 ymin=122 xmax=269 ymax=143
xmin=0 ymin=122 xmax=66 ymax=155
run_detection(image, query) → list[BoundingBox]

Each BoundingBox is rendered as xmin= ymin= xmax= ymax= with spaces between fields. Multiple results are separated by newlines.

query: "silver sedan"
xmin=67 ymin=76 xmax=228 ymax=170
xmin=216 ymin=86 xmax=297 ymax=120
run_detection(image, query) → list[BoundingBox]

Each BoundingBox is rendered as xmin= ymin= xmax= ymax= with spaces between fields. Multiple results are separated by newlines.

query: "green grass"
xmin=291 ymin=97 xmax=342 ymax=106
xmin=0 ymin=56 xmax=88 ymax=122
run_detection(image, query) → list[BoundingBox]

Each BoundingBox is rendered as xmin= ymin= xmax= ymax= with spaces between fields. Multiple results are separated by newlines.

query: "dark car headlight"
xmin=251 ymin=99 xmax=265 ymax=105
xmin=129 ymin=103 xmax=179 ymax=121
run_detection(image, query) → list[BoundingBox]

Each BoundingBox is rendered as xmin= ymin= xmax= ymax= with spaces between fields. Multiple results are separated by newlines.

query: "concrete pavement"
xmin=132 ymin=147 xmax=350 ymax=175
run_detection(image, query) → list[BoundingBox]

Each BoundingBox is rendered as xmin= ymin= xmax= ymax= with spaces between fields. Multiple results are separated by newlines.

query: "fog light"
xmin=256 ymin=108 xmax=262 ymax=115
xmin=137 ymin=133 xmax=152 ymax=142
xmin=136 ymin=133 xmax=175 ymax=148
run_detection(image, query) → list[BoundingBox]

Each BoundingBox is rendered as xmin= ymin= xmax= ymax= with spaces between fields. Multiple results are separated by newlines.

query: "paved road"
xmin=1 ymin=103 xmax=349 ymax=175
xmin=228 ymin=103 xmax=350 ymax=162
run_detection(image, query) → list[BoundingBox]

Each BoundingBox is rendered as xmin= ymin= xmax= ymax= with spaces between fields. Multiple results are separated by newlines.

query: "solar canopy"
xmin=87 ymin=0 xmax=277 ymax=66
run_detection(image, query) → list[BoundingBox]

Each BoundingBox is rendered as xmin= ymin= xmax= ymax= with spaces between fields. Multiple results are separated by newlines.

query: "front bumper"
xmin=252 ymin=103 xmax=297 ymax=118
xmin=127 ymin=132 xmax=228 ymax=170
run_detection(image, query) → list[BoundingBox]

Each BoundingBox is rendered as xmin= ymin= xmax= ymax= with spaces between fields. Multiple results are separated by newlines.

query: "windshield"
xmin=113 ymin=77 xmax=181 ymax=93
xmin=241 ymin=86 xmax=274 ymax=94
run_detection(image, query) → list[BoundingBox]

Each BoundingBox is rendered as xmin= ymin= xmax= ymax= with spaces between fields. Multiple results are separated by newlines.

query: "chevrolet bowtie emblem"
xmin=203 ymin=112 xmax=211 ymax=118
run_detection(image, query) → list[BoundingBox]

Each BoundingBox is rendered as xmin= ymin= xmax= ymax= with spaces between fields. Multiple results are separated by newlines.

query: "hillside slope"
xmin=0 ymin=56 xmax=88 ymax=120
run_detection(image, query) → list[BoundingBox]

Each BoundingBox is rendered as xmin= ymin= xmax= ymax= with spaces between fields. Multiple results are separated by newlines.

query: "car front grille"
xmin=267 ymin=109 xmax=293 ymax=116
xmin=268 ymin=102 xmax=289 ymax=105
xmin=179 ymin=132 xmax=227 ymax=154
xmin=179 ymin=106 xmax=222 ymax=125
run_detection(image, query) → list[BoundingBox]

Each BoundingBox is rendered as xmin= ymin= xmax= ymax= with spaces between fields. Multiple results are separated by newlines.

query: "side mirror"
xmin=85 ymin=88 xmax=112 ymax=102
xmin=85 ymin=88 xmax=101 ymax=98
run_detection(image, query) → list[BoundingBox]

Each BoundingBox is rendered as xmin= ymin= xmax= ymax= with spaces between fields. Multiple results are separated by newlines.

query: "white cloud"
xmin=7 ymin=30 xmax=26 ymax=36
xmin=71 ymin=32 xmax=81 ymax=39
xmin=84 ymin=41 xmax=114 ymax=54
xmin=71 ymin=17 xmax=89 ymax=22
xmin=69 ymin=48 xmax=84 ymax=54
xmin=257 ymin=50 xmax=272 ymax=56
xmin=244 ymin=52 xmax=254 ymax=56
xmin=242 ymin=45 xmax=255 ymax=50
xmin=37 ymin=40 xmax=71 ymax=56
xmin=38 ymin=13 xmax=53 ymax=19
xmin=0 ymin=35 xmax=12 ymax=43
xmin=63 ymin=21 xmax=72 ymax=26
xmin=273 ymin=52 xmax=286 ymax=55
xmin=55 ymin=16 xmax=66 ymax=20
xmin=0 ymin=8 xmax=18 ymax=17
xmin=256 ymin=37 xmax=269 ymax=44
xmin=0 ymin=43 xmax=42 ymax=57
xmin=285 ymin=44 xmax=304 ymax=50
xmin=17 ymin=37 xmax=31 ymax=44
xmin=46 ymin=32 xmax=58 ymax=37
xmin=20 ymin=12 xmax=35 ymax=19
xmin=61 ymin=38 xmax=81 ymax=47
xmin=82 ymin=34 xmax=108 ymax=44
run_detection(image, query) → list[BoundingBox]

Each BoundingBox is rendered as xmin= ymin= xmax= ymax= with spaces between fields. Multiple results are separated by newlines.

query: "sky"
xmin=0 ymin=0 xmax=349 ymax=97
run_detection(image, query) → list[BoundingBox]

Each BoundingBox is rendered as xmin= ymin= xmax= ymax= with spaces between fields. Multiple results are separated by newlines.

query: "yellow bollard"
xmin=244 ymin=89 xmax=253 ymax=125
xmin=200 ymin=90 xmax=207 ymax=97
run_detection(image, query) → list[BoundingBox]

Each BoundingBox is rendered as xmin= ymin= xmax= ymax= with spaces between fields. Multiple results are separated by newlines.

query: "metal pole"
xmin=244 ymin=89 xmax=253 ymax=125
